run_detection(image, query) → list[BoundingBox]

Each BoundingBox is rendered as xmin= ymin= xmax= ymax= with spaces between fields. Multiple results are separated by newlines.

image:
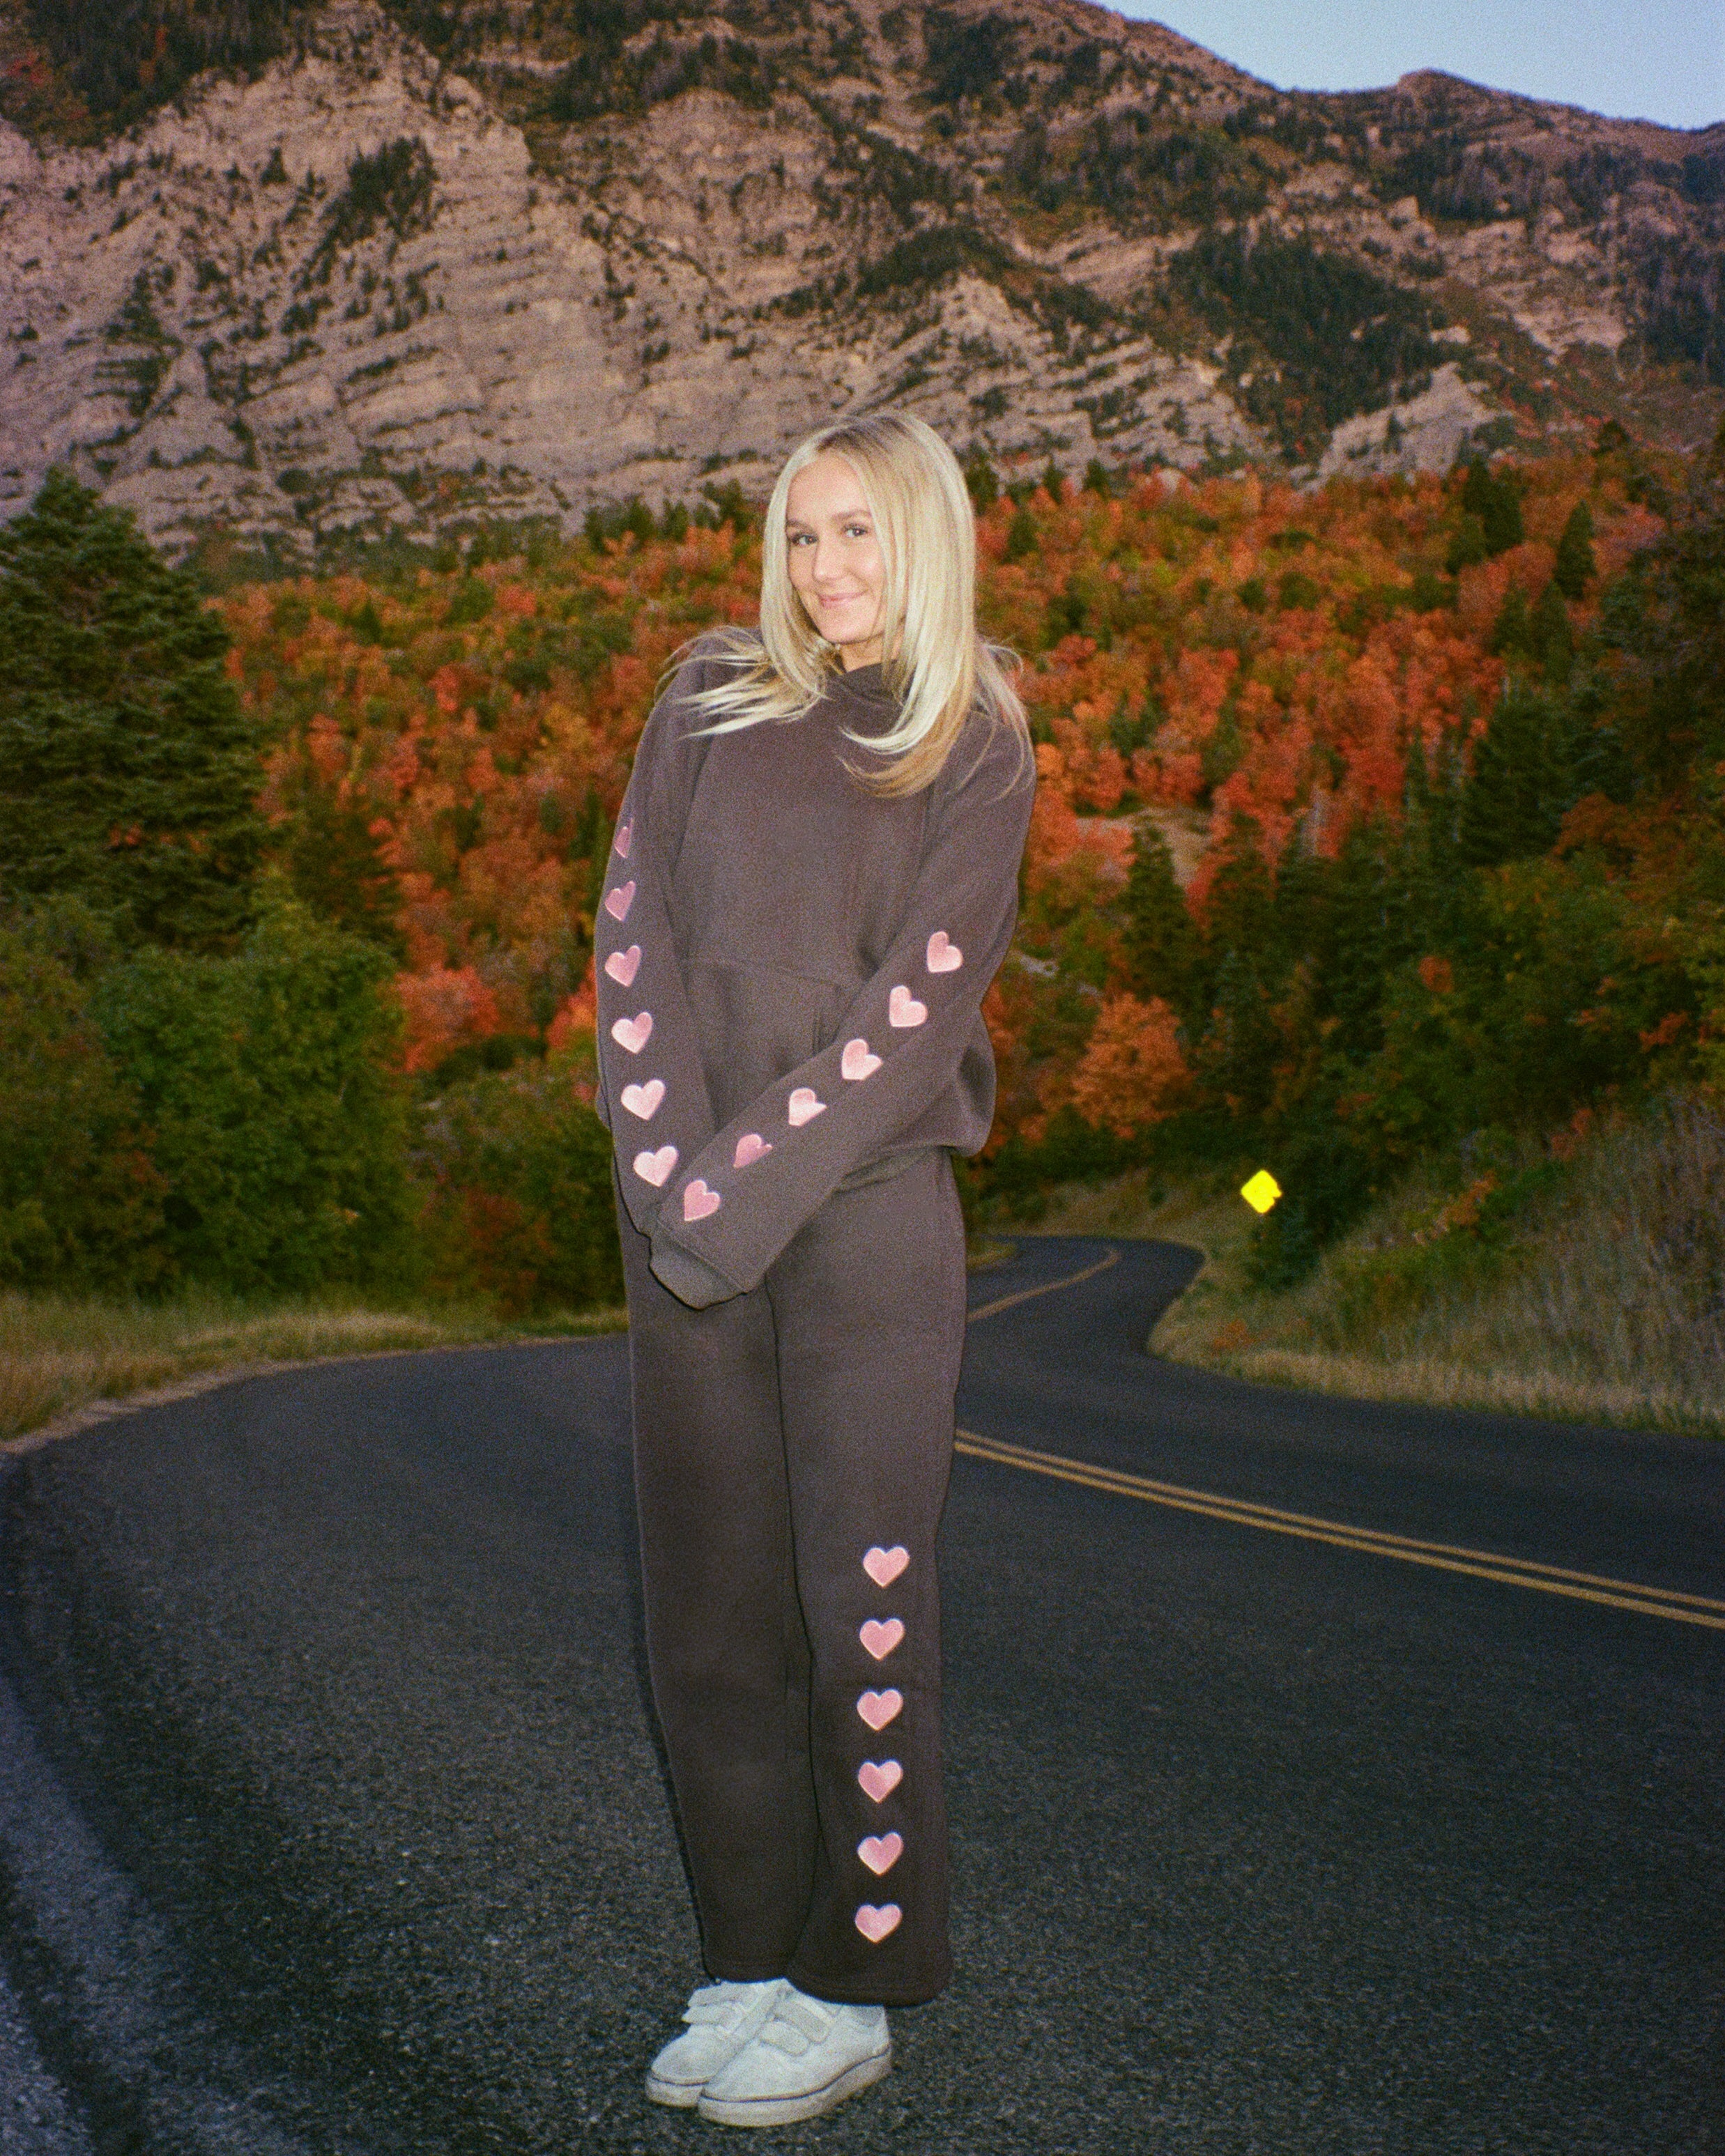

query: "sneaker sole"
xmin=643 ymin=2070 xmax=704 ymax=2108
xmin=696 ymin=2046 xmax=891 ymax=2128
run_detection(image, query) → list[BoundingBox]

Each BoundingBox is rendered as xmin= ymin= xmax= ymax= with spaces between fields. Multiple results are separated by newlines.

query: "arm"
xmin=594 ymin=651 xmax=723 ymax=1247
xmin=650 ymin=721 xmax=1034 ymax=1303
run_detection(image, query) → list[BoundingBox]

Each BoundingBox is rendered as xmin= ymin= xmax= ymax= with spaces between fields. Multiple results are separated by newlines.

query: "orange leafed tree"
xmin=1067 ymin=994 xmax=1190 ymax=1138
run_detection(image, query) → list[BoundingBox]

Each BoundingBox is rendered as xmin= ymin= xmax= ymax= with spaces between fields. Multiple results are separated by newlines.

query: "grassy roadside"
xmin=0 ymin=1290 xmax=627 ymax=1448
xmin=1 ymin=1235 xmax=1021 ymax=1448
xmin=1018 ymin=1095 xmax=1725 ymax=1440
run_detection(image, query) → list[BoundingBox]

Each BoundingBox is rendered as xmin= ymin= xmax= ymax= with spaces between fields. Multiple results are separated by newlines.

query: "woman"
xmin=593 ymin=410 xmax=1034 ymax=2128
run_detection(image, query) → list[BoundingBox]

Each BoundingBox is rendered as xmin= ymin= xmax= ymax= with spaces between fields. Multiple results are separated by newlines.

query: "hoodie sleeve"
xmin=594 ymin=649 xmax=723 ymax=1247
xmin=647 ymin=718 xmax=1034 ymax=1305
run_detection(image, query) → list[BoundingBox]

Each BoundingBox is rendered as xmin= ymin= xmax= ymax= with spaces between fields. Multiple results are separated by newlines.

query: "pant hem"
xmin=784 ymin=1961 xmax=952 ymax=2009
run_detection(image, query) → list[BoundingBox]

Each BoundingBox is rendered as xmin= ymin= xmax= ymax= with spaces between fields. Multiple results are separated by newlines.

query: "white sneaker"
xmin=696 ymin=1985 xmax=891 ymax=2127
xmin=644 ymin=1978 xmax=788 ymax=2108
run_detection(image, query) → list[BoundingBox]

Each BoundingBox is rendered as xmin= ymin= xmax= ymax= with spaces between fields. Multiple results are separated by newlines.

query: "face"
xmin=784 ymin=452 xmax=887 ymax=669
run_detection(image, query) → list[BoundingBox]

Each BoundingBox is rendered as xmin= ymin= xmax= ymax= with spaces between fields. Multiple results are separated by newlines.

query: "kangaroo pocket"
xmin=685 ymin=959 xmax=847 ymax=1127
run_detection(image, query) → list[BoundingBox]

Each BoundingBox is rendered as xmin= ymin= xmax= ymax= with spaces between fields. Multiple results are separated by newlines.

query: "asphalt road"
xmin=0 ymin=1237 xmax=1721 ymax=2156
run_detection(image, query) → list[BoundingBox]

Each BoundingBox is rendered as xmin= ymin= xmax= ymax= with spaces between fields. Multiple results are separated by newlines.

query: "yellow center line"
xmin=955 ymin=1431 xmax=1725 ymax=1633
xmin=967 ymin=1247 xmax=1121 ymax=1323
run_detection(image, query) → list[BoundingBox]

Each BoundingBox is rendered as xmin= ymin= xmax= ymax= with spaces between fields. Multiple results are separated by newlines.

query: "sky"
xmin=1110 ymin=0 xmax=1725 ymax=132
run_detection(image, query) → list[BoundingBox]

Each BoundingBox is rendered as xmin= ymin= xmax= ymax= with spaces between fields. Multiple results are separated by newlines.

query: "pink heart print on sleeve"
xmin=613 ymin=819 xmax=631 ymax=858
xmin=634 ymin=1145 xmax=677 ymax=1187
xmin=604 ymin=944 xmax=641 ymax=987
xmin=611 ymin=1011 xmax=652 ymax=1054
xmin=733 ymin=1132 xmax=772 ymax=1168
xmin=841 ymin=1038 xmax=882 ymax=1081
xmin=862 ymin=1545 xmax=910 ymax=1587
xmin=619 ymin=1079 xmax=665 ymax=1121
xmin=854 ymin=1904 xmax=902 ymax=1943
xmin=857 ymin=1832 xmax=904 ymax=1877
xmin=857 ymin=1759 xmax=903 ymax=1802
xmin=856 ymin=1688 xmax=903 ymax=1731
xmin=926 ymin=930 xmax=963 ymax=973
xmin=888 ymin=985 xmax=927 ymax=1029
xmin=787 ymin=1086 xmax=827 ymax=1127
xmin=859 ymin=1617 xmax=905 ymax=1661
xmin=682 ymin=1180 xmax=721 ymax=1223
xmin=604 ymin=880 xmax=636 ymax=923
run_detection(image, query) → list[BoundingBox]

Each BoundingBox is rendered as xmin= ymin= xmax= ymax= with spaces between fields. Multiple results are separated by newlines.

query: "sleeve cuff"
xmin=649 ymin=1239 xmax=741 ymax=1311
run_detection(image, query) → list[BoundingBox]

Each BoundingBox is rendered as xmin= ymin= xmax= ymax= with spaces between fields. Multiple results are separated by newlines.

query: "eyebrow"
xmin=784 ymin=506 xmax=874 ymax=529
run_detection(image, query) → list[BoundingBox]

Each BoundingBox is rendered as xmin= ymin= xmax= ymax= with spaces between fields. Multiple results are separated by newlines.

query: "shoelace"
xmin=682 ymin=1982 xmax=767 ymax=2032
xmin=756 ymin=1991 xmax=836 ymax=2057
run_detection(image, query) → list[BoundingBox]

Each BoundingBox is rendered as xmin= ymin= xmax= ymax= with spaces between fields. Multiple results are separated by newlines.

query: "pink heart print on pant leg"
xmin=859 ymin=1617 xmax=905 ymax=1661
xmin=857 ymin=1759 xmax=903 ymax=1802
xmin=619 ymin=1079 xmax=665 ymax=1120
xmin=856 ymin=1688 xmax=903 ymax=1731
xmin=857 ymin=1833 xmax=904 ymax=1877
xmin=888 ymin=985 xmax=927 ymax=1028
xmin=733 ymin=1133 xmax=772 ymax=1168
xmin=862 ymin=1545 xmax=910 ymax=1587
xmin=604 ymin=880 xmax=636 ymax=922
xmin=787 ymin=1087 xmax=826 ymax=1127
xmin=613 ymin=819 xmax=631 ymax=858
xmin=604 ymin=944 xmax=641 ymax=987
xmin=925 ymin=930 xmax=963 ymax=973
xmin=634 ymin=1146 xmax=677 ymax=1187
xmin=681 ymin=1180 xmax=721 ymax=1223
xmin=854 ymin=1904 xmax=903 ymax=1943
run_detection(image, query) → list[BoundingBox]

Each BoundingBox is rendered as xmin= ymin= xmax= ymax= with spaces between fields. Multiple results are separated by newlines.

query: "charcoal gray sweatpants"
xmin=619 ymin=1148 xmax=966 ymax=2006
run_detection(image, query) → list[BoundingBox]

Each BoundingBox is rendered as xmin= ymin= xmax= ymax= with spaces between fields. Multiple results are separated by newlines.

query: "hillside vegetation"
xmin=1 ymin=424 xmax=1722 ymax=1431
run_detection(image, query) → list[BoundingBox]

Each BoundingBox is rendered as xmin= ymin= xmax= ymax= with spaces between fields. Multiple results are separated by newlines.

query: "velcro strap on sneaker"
xmin=684 ymin=1984 xmax=748 ymax=2029
xmin=759 ymin=1992 xmax=835 ymax=2054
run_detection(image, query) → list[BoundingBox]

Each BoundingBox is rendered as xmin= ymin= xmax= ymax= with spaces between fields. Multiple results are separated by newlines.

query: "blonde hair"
xmin=687 ymin=410 xmax=1029 ymax=796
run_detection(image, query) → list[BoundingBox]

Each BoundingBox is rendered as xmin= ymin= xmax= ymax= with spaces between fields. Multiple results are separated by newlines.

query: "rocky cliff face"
xmin=0 ymin=0 xmax=1718 ymax=558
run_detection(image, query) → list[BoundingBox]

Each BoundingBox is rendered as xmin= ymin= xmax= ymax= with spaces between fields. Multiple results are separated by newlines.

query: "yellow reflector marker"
xmin=1241 ymin=1169 xmax=1282 ymax=1214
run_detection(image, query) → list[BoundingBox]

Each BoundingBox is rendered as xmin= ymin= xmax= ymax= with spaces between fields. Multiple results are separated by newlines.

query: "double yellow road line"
xmin=963 ymin=1248 xmax=1724 ymax=1632
xmin=954 ymin=1431 xmax=1725 ymax=1631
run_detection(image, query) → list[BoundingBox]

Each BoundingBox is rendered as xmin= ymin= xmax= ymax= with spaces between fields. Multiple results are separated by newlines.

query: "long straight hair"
xmin=687 ymin=410 xmax=1029 ymax=796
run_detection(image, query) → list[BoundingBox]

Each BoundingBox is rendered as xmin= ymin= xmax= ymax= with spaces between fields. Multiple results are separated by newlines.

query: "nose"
xmin=810 ymin=534 xmax=854 ymax=587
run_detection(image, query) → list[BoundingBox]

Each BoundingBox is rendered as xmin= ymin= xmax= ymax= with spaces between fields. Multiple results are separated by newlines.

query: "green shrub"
xmin=415 ymin=1049 xmax=622 ymax=1317
xmin=0 ymin=921 xmax=167 ymax=1290
xmin=91 ymin=890 xmax=413 ymax=1293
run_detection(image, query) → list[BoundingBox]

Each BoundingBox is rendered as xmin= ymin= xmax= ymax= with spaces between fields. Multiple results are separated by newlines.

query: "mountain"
xmin=0 ymin=0 xmax=1719 ymax=558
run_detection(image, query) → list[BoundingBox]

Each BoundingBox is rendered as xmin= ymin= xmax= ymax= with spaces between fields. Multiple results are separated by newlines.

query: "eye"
xmin=843 ymin=522 xmax=873 ymax=539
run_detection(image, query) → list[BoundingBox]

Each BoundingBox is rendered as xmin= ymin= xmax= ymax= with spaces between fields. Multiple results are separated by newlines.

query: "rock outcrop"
xmin=0 ymin=0 xmax=1717 ymax=556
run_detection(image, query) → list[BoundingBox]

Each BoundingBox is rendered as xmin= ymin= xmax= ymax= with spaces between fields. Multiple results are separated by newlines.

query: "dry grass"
xmin=0 ymin=1289 xmax=627 ymax=1447
xmin=1018 ymin=1097 xmax=1725 ymax=1438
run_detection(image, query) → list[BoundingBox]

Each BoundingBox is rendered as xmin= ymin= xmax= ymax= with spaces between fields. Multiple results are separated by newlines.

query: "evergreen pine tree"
xmin=1121 ymin=819 xmax=1201 ymax=1023
xmin=0 ymin=472 xmax=266 ymax=950
xmin=1317 ymin=815 xmax=1406 ymax=1059
xmin=1004 ymin=504 xmax=1038 ymax=561
xmin=1460 ymin=457 xmax=1525 ymax=555
xmin=1551 ymin=500 xmax=1597 ymax=599
xmin=1531 ymin=580 xmax=1573 ymax=684
xmin=1488 ymin=583 xmax=1534 ymax=659
xmin=963 ymin=456 xmax=999 ymax=512
xmin=1459 ymin=680 xmax=1564 ymax=865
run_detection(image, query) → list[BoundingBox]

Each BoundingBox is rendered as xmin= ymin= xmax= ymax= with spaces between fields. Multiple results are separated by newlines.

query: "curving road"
xmin=1 ymin=1238 xmax=1721 ymax=2155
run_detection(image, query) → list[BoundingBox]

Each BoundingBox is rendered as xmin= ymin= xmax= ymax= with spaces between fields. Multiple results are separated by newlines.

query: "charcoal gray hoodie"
xmin=595 ymin=632 xmax=1034 ymax=1307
